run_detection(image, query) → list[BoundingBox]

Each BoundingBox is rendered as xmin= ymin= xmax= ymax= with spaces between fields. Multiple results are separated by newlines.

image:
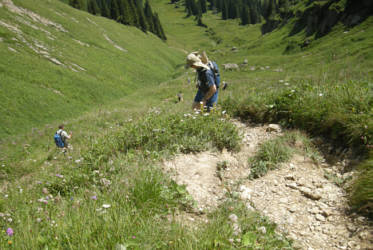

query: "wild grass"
xmin=0 ymin=107 xmax=294 ymax=248
xmin=249 ymin=131 xmax=319 ymax=179
xmin=349 ymin=153 xmax=373 ymax=219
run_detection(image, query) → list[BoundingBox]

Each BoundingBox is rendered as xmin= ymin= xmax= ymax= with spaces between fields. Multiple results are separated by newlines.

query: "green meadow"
xmin=0 ymin=0 xmax=371 ymax=248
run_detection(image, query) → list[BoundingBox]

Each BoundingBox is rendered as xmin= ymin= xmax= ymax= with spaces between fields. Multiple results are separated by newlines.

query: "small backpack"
xmin=54 ymin=132 xmax=64 ymax=148
xmin=207 ymin=61 xmax=221 ymax=89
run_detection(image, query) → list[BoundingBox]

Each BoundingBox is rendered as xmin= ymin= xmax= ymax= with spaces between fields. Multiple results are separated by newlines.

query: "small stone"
xmin=286 ymin=183 xmax=298 ymax=189
xmin=246 ymin=203 xmax=255 ymax=211
xmin=279 ymin=197 xmax=288 ymax=203
xmin=284 ymin=174 xmax=295 ymax=181
xmin=315 ymin=214 xmax=326 ymax=222
xmin=346 ymin=223 xmax=357 ymax=232
xmin=309 ymin=207 xmax=319 ymax=214
xmin=229 ymin=214 xmax=238 ymax=223
xmin=258 ymin=226 xmax=267 ymax=234
xmin=300 ymin=187 xmax=321 ymax=200
xmin=266 ymin=124 xmax=281 ymax=133
xmin=358 ymin=231 xmax=369 ymax=240
xmin=288 ymin=206 xmax=297 ymax=213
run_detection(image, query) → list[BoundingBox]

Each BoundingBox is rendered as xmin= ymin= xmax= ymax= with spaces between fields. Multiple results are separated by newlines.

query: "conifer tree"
xmin=199 ymin=0 xmax=207 ymax=13
xmin=144 ymin=0 xmax=155 ymax=32
xmin=87 ymin=0 xmax=100 ymax=15
xmin=153 ymin=13 xmax=167 ymax=40
xmin=221 ymin=0 xmax=228 ymax=20
xmin=101 ymin=1 xmax=110 ymax=18
xmin=240 ymin=4 xmax=249 ymax=25
xmin=128 ymin=0 xmax=140 ymax=27
xmin=110 ymin=0 xmax=120 ymax=21
xmin=136 ymin=4 xmax=149 ymax=32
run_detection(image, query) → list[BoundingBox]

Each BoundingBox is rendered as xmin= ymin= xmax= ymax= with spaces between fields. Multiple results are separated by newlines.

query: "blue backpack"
xmin=208 ymin=61 xmax=221 ymax=89
xmin=54 ymin=132 xmax=64 ymax=148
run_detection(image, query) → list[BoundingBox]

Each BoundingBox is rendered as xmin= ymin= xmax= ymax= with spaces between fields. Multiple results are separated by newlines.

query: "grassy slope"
xmin=0 ymin=0 xmax=184 ymax=139
xmin=0 ymin=0 xmax=371 ymax=248
xmin=151 ymin=0 xmax=372 ymax=217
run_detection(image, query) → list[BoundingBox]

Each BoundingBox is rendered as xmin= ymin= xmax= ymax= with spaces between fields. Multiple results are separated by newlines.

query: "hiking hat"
xmin=185 ymin=52 xmax=208 ymax=69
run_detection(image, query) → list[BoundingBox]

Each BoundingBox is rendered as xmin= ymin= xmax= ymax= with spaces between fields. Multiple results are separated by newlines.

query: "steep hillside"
xmin=0 ymin=0 xmax=183 ymax=139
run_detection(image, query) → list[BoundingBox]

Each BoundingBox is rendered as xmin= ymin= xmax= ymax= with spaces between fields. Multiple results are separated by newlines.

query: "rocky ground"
xmin=162 ymin=121 xmax=372 ymax=250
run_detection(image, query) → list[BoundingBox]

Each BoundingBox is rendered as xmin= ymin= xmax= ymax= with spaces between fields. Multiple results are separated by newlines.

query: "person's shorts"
xmin=194 ymin=89 xmax=219 ymax=108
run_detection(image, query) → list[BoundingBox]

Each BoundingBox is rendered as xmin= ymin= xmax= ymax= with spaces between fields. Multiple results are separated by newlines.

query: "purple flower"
xmin=55 ymin=174 xmax=63 ymax=178
xmin=132 ymin=236 xmax=136 ymax=239
xmin=91 ymin=195 xmax=97 ymax=200
xmin=6 ymin=228 xmax=13 ymax=236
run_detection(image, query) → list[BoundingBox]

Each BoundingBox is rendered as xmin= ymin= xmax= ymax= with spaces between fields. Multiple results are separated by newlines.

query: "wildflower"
xmin=36 ymin=218 xmax=42 ymax=223
xmin=222 ymin=110 xmax=226 ymax=115
xmin=279 ymin=80 xmax=284 ymax=83
xmin=4 ymin=194 xmax=8 ymax=198
xmin=8 ymin=240 xmax=12 ymax=245
xmin=6 ymin=228 xmax=13 ymax=236
xmin=291 ymin=89 xmax=295 ymax=93
xmin=8 ymin=218 xmax=12 ymax=223
xmin=132 ymin=236 xmax=136 ymax=239
xmin=91 ymin=195 xmax=97 ymax=200
xmin=319 ymin=93 xmax=323 ymax=97
xmin=228 ymin=238 xmax=234 ymax=244
xmin=284 ymin=82 xmax=289 ymax=86
xmin=75 ymin=159 xmax=81 ymax=163
xmin=55 ymin=174 xmax=63 ymax=178
xmin=203 ymin=113 xmax=209 ymax=116
xmin=102 ymin=204 xmax=111 ymax=209
xmin=0 ymin=212 xmax=4 ymax=217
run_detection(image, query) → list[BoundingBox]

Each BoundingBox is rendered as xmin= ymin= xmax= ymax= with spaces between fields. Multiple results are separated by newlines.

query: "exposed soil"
xmin=162 ymin=121 xmax=372 ymax=250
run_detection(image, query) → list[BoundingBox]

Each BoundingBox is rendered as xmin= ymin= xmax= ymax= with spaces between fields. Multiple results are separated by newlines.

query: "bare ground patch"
xmin=162 ymin=121 xmax=372 ymax=250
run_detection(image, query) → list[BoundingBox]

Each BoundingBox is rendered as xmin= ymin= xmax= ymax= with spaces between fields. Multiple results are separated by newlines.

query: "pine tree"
xmin=101 ymin=1 xmax=110 ymax=18
xmin=110 ymin=0 xmax=120 ymax=21
xmin=221 ymin=0 xmax=228 ymax=20
xmin=88 ymin=0 xmax=100 ymax=15
xmin=185 ymin=0 xmax=193 ymax=17
xmin=199 ymin=0 xmax=207 ymax=13
xmin=128 ymin=0 xmax=140 ymax=27
xmin=136 ymin=4 xmax=149 ymax=32
xmin=152 ymin=13 xmax=167 ymax=40
xmin=144 ymin=0 xmax=155 ymax=32
xmin=240 ymin=4 xmax=249 ymax=25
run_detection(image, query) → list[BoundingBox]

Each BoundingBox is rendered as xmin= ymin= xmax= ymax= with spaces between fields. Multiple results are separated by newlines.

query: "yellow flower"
xmin=8 ymin=240 xmax=12 ymax=245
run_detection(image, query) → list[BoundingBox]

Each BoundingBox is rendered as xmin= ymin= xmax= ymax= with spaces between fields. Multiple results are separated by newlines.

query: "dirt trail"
xmin=162 ymin=121 xmax=372 ymax=250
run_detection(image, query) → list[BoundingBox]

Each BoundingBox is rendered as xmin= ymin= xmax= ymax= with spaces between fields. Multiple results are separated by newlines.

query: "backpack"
xmin=54 ymin=132 xmax=64 ymax=148
xmin=207 ymin=61 xmax=221 ymax=89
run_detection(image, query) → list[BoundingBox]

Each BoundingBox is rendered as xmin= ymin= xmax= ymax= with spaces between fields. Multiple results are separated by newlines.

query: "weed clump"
xmin=249 ymin=136 xmax=293 ymax=179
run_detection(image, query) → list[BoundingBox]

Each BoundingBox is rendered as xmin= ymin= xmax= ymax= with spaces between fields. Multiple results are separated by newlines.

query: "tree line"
xmin=179 ymin=0 xmax=296 ymax=26
xmin=68 ymin=0 xmax=166 ymax=40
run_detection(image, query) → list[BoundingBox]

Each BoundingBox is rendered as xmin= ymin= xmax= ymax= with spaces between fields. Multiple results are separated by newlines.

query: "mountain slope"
xmin=0 ymin=0 xmax=183 ymax=139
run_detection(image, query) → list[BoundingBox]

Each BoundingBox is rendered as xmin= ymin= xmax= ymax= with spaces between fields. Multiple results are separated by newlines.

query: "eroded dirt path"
xmin=162 ymin=121 xmax=372 ymax=250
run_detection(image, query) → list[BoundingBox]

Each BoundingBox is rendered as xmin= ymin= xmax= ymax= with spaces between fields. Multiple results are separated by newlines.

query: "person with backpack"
xmin=54 ymin=124 xmax=72 ymax=149
xmin=185 ymin=52 xmax=220 ymax=110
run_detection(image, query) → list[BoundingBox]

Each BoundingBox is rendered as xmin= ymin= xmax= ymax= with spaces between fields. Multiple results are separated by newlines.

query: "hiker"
xmin=185 ymin=52 xmax=219 ymax=110
xmin=54 ymin=124 xmax=72 ymax=149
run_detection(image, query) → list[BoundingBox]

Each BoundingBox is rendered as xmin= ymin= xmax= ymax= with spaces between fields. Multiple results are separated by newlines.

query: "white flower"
xmin=279 ymin=80 xmax=284 ymax=83
xmin=291 ymin=89 xmax=295 ymax=93
xmin=319 ymin=93 xmax=323 ymax=97
xmin=203 ymin=113 xmax=209 ymax=116
xmin=7 ymin=218 xmax=12 ymax=222
xmin=36 ymin=218 xmax=42 ymax=223
xmin=75 ymin=159 xmax=81 ymax=163
xmin=284 ymin=82 xmax=289 ymax=86
xmin=102 ymin=204 xmax=111 ymax=209
xmin=222 ymin=110 xmax=226 ymax=115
